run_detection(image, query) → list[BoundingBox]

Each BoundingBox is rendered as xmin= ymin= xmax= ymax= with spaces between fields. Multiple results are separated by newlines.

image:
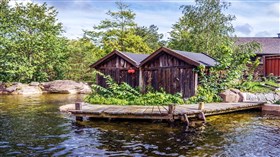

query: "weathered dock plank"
xmin=63 ymin=102 xmax=265 ymax=122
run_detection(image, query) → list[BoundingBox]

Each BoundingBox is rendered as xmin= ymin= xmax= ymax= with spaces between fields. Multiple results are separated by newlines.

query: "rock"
xmin=241 ymin=92 xmax=280 ymax=103
xmin=12 ymin=82 xmax=22 ymax=86
xmin=3 ymin=83 xmax=42 ymax=95
xmin=77 ymin=82 xmax=92 ymax=94
xmin=264 ymin=93 xmax=276 ymax=103
xmin=230 ymin=89 xmax=244 ymax=102
xmin=59 ymin=104 xmax=75 ymax=112
xmin=0 ymin=80 xmax=92 ymax=95
xmin=17 ymin=85 xmax=42 ymax=95
xmin=0 ymin=84 xmax=7 ymax=94
xmin=30 ymin=82 xmax=40 ymax=86
xmin=219 ymin=89 xmax=240 ymax=103
xmin=42 ymin=80 xmax=92 ymax=94
xmin=6 ymin=84 xmax=19 ymax=93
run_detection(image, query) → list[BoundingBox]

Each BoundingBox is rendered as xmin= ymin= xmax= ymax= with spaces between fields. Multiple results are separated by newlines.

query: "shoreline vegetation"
xmin=85 ymin=72 xmax=184 ymax=106
xmin=84 ymin=72 xmax=280 ymax=105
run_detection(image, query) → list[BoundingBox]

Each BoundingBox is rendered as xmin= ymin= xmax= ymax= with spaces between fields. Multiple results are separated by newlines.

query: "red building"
xmin=236 ymin=34 xmax=280 ymax=77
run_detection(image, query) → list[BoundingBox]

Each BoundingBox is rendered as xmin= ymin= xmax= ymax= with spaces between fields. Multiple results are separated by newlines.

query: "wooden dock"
xmin=61 ymin=102 xmax=264 ymax=126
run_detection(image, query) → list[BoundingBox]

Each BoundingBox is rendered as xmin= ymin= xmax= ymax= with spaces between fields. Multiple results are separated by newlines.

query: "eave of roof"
xmin=235 ymin=37 xmax=280 ymax=55
xmin=90 ymin=50 xmax=148 ymax=68
xmin=140 ymin=47 xmax=217 ymax=67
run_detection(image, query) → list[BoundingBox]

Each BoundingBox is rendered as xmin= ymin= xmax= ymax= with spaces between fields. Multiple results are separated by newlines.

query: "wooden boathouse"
xmin=140 ymin=47 xmax=217 ymax=98
xmin=90 ymin=47 xmax=218 ymax=98
xmin=90 ymin=50 xmax=148 ymax=88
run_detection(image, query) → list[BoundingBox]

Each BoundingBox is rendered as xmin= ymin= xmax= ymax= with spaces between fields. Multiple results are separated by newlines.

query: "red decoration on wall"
xmin=128 ymin=69 xmax=135 ymax=74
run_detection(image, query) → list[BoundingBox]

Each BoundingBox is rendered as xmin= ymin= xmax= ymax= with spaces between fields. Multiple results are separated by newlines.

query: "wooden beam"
xmin=75 ymin=102 xmax=83 ymax=121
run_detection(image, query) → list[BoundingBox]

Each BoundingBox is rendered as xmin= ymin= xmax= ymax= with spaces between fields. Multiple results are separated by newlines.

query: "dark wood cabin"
xmin=90 ymin=50 xmax=148 ymax=88
xmin=140 ymin=47 xmax=217 ymax=98
xmin=236 ymin=35 xmax=280 ymax=77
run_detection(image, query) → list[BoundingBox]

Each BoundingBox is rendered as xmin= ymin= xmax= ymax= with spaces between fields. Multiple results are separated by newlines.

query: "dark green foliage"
xmin=84 ymin=2 xmax=152 ymax=54
xmin=135 ymin=25 xmax=166 ymax=50
xmin=84 ymin=2 xmax=164 ymax=54
xmin=0 ymin=1 xmax=67 ymax=82
xmin=85 ymin=72 xmax=184 ymax=105
xmin=64 ymin=38 xmax=105 ymax=82
xmin=187 ymin=42 xmax=261 ymax=103
xmin=168 ymin=0 xmax=263 ymax=103
xmin=169 ymin=0 xmax=235 ymax=57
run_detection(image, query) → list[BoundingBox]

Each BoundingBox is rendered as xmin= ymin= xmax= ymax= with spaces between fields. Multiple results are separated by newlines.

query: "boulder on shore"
xmin=219 ymin=89 xmax=280 ymax=104
xmin=242 ymin=92 xmax=280 ymax=103
xmin=0 ymin=80 xmax=92 ymax=95
xmin=219 ymin=89 xmax=242 ymax=103
xmin=41 ymin=80 xmax=91 ymax=94
xmin=0 ymin=83 xmax=42 ymax=95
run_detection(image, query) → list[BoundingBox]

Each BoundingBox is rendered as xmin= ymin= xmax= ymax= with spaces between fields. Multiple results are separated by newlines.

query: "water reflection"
xmin=1 ymin=95 xmax=280 ymax=156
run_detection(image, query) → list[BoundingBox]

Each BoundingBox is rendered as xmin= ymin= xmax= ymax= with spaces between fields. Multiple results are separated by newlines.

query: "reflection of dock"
xmin=61 ymin=102 xmax=264 ymax=128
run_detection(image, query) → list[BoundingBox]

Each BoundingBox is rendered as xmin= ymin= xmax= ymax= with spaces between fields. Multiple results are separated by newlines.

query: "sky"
xmin=11 ymin=0 xmax=280 ymax=39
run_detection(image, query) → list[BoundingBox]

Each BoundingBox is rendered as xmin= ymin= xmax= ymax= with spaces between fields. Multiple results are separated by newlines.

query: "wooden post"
xmin=198 ymin=102 xmax=204 ymax=110
xmin=168 ymin=104 xmax=175 ymax=124
xmin=139 ymin=67 xmax=144 ymax=92
xmin=194 ymin=72 xmax=198 ymax=93
xmin=181 ymin=114 xmax=190 ymax=132
xmin=197 ymin=112 xmax=206 ymax=123
xmin=168 ymin=104 xmax=175 ymax=114
xmin=75 ymin=102 xmax=83 ymax=121
xmin=75 ymin=102 xmax=83 ymax=110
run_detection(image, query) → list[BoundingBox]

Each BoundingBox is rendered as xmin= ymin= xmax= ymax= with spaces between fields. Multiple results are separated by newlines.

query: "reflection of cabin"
xmin=90 ymin=50 xmax=148 ymax=88
xmin=140 ymin=47 xmax=217 ymax=98
xmin=236 ymin=34 xmax=280 ymax=76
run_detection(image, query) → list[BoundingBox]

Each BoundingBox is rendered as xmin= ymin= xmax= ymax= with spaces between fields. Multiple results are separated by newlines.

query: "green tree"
xmin=65 ymin=38 xmax=105 ymax=81
xmin=85 ymin=2 xmax=153 ymax=54
xmin=168 ymin=0 xmax=235 ymax=57
xmin=135 ymin=25 xmax=166 ymax=50
xmin=0 ymin=0 xmax=67 ymax=82
xmin=168 ymin=0 xmax=262 ymax=103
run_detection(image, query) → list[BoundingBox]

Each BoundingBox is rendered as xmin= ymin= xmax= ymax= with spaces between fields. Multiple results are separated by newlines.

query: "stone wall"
xmin=242 ymin=92 xmax=280 ymax=103
xmin=0 ymin=80 xmax=92 ymax=95
xmin=219 ymin=89 xmax=280 ymax=103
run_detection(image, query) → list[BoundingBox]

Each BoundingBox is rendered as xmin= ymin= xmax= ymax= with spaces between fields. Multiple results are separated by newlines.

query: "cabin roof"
xmin=235 ymin=37 xmax=280 ymax=55
xmin=140 ymin=47 xmax=218 ymax=67
xmin=121 ymin=52 xmax=149 ymax=66
xmin=90 ymin=50 xmax=148 ymax=68
xmin=173 ymin=50 xmax=217 ymax=67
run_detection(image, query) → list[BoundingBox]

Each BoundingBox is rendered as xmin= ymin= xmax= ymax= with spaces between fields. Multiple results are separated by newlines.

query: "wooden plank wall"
xmin=95 ymin=55 xmax=139 ymax=88
xmin=142 ymin=52 xmax=197 ymax=98
xmin=265 ymin=55 xmax=280 ymax=76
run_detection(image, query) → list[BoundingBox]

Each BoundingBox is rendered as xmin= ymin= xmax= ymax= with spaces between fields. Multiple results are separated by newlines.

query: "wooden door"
xmin=265 ymin=55 xmax=280 ymax=76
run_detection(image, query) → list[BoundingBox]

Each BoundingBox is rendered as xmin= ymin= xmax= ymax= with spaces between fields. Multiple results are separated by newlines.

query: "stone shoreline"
xmin=220 ymin=89 xmax=280 ymax=104
xmin=0 ymin=80 xmax=92 ymax=95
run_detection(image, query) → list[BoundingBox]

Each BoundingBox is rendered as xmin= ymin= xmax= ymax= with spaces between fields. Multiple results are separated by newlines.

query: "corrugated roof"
xmin=236 ymin=37 xmax=280 ymax=55
xmin=173 ymin=50 xmax=218 ymax=67
xmin=121 ymin=52 xmax=149 ymax=66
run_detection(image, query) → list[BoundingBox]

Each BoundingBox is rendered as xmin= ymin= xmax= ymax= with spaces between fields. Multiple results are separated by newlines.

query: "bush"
xmin=85 ymin=72 xmax=184 ymax=105
xmin=235 ymin=80 xmax=279 ymax=93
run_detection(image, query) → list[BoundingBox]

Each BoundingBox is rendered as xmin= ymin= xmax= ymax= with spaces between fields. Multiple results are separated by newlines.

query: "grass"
xmin=238 ymin=80 xmax=279 ymax=93
xmin=265 ymin=80 xmax=280 ymax=87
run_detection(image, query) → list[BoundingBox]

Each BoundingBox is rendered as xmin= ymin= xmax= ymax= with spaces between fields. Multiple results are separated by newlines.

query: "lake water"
xmin=0 ymin=95 xmax=280 ymax=156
